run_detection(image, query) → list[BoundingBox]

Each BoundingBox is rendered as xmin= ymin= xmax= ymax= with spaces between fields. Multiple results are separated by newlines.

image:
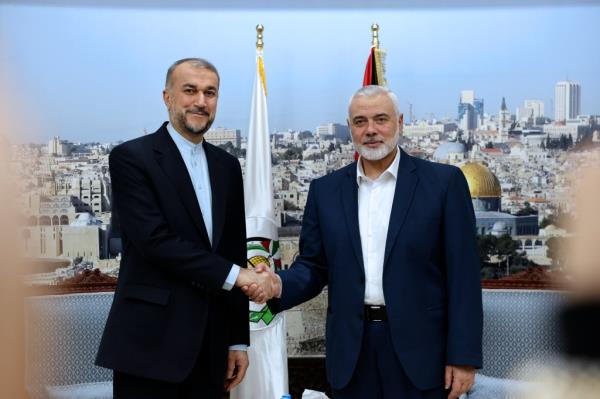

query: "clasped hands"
xmin=235 ymin=263 xmax=281 ymax=304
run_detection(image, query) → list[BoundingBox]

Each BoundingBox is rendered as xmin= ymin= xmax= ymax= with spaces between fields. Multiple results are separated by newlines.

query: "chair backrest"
xmin=480 ymin=289 xmax=565 ymax=379
xmin=24 ymin=292 xmax=114 ymax=399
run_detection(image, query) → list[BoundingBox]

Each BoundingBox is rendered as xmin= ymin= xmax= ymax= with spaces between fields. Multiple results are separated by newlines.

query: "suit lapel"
xmin=152 ymin=124 xmax=211 ymax=247
xmin=204 ymin=141 xmax=226 ymax=251
xmin=383 ymin=149 xmax=418 ymax=269
xmin=341 ymin=164 xmax=365 ymax=272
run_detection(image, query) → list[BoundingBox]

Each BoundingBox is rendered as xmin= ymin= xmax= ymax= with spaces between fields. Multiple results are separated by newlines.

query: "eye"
xmin=205 ymin=90 xmax=217 ymax=98
xmin=353 ymin=118 xmax=366 ymax=127
xmin=184 ymin=88 xmax=196 ymax=94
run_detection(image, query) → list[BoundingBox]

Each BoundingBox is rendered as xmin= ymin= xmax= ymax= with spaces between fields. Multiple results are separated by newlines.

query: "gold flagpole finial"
xmin=256 ymin=24 xmax=264 ymax=50
xmin=371 ymin=23 xmax=380 ymax=48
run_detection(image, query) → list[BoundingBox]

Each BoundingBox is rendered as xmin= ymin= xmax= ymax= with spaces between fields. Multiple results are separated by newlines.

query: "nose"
xmin=365 ymin=119 xmax=377 ymax=135
xmin=193 ymin=93 xmax=207 ymax=108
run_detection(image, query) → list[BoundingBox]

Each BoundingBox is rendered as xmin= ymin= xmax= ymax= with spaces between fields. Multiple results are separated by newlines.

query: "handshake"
xmin=235 ymin=263 xmax=281 ymax=304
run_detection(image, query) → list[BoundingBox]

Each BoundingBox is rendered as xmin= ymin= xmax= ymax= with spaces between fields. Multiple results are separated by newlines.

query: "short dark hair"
xmin=165 ymin=58 xmax=220 ymax=89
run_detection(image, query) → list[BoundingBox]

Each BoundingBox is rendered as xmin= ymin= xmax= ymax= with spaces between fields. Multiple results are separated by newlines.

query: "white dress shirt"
xmin=357 ymin=147 xmax=400 ymax=305
xmin=167 ymin=124 xmax=245 ymax=351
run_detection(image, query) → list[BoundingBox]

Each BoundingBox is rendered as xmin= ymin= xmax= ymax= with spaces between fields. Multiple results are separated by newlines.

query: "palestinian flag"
xmin=363 ymin=46 xmax=387 ymax=86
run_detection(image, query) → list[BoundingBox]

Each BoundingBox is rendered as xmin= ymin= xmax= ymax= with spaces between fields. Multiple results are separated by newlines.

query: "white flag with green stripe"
xmin=231 ymin=45 xmax=288 ymax=399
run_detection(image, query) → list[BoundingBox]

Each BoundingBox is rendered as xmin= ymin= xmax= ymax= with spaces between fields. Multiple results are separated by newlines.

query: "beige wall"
xmin=20 ymin=225 xmax=101 ymax=261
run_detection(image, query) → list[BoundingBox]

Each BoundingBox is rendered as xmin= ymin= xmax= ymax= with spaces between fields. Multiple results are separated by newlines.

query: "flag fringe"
xmin=374 ymin=48 xmax=387 ymax=87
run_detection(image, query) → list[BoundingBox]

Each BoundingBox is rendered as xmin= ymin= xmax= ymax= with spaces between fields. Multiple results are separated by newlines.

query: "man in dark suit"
xmin=248 ymin=85 xmax=482 ymax=399
xmin=96 ymin=58 xmax=267 ymax=399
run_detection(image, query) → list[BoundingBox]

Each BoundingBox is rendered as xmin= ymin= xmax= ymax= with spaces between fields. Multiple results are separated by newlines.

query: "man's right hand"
xmin=237 ymin=263 xmax=281 ymax=304
xmin=234 ymin=267 xmax=260 ymax=287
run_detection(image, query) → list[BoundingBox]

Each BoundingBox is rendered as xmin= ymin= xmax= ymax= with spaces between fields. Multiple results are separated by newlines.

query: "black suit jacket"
xmin=96 ymin=122 xmax=248 ymax=383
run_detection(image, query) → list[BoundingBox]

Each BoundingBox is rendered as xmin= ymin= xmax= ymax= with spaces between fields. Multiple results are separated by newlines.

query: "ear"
xmin=398 ymin=113 xmax=404 ymax=134
xmin=162 ymin=89 xmax=171 ymax=108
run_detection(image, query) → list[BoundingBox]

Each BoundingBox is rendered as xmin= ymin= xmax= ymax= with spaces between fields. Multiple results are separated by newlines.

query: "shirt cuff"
xmin=229 ymin=344 xmax=248 ymax=351
xmin=222 ymin=264 xmax=240 ymax=291
xmin=276 ymin=273 xmax=282 ymax=298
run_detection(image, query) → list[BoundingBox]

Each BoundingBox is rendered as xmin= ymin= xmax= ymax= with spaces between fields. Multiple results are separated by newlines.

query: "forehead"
xmin=349 ymin=94 xmax=395 ymax=117
xmin=171 ymin=63 xmax=219 ymax=87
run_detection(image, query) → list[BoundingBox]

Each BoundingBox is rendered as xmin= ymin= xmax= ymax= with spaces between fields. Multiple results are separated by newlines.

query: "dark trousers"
xmin=113 ymin=305 xmax=224 ymax=399
xmin=113 ymin=340 xmax=223 ymax=399
xmin=114 ymin=338 xmax=223 ymax=399
xmin=332 ymin=320 xmax=446 ymax=399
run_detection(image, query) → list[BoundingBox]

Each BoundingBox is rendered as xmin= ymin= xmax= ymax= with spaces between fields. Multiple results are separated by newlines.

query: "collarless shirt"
xmin=167 ymin=123 xmax=213 ymax=245
xmin=167 ymin=123 xmax=245 ymax=351
xmin=356 ymin=147 xmax=401 ymax=305
xmin=166 ymin=124 xmax=241 ymax=290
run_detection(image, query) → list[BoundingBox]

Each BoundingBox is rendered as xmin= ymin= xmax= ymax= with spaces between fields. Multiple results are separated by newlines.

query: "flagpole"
xmin=232 ymin=23 xmax=289 ymax=399
xmin=371 ymin=23 xmax=379 ymax=48
xmin=256 ymin=23 xmax=264 ymax=50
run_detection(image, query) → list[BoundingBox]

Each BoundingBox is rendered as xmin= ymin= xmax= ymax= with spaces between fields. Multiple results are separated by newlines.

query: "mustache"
xmin=186 ymin=108 xmax=209 ymax=117
xmin=362 ymin=137 xmax=384 ymax=144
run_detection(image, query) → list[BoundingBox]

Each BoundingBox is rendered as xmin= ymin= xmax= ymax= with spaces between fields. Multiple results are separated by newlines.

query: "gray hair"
xmin=348 ymin=85 xmax=400 ymax=117
xmin=165 ymin=58 xmax=220 ymax=89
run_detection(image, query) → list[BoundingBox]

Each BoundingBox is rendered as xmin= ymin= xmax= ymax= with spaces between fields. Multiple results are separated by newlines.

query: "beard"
xmin=172 ymin=108 xmax=214 ymax=136
xmin=354 ymin=131 xmax=400 ymax=161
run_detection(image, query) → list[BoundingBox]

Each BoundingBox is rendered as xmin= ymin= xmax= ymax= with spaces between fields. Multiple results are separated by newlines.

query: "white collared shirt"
xmin=356 ymin=147 xmax=400 ymax=305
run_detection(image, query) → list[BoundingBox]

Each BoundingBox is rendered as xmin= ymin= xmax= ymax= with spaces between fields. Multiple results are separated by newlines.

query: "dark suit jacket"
xmin=269 ymin=149 xmax=482 ymax=391
xmin=96 ymin=122 xmax=248 ymax=383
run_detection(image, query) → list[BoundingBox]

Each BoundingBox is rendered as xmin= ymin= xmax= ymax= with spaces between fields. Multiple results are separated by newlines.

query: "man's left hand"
xmin=445 ymin=365 xmax=475 ymax=399
xmin=224 ymin=350 xmax=249 ymax=392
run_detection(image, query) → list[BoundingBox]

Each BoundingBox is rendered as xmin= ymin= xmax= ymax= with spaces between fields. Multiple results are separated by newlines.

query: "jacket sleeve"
xmin=444 ymin=167 xmax=483 ymax=368
xmin=226 ymin=160 xmax=251 ymax=347
xmin=269 ymin=179 xmax=329 ymax=314
xmin=109 ymin=144 xmax=232 ymax=291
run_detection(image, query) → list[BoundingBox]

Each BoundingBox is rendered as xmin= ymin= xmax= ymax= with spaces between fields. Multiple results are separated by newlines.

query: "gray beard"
xmin=183 ymin=120 xmax=210 ymax=136
xmin=355 ymin=135 xmax=399 ymax=161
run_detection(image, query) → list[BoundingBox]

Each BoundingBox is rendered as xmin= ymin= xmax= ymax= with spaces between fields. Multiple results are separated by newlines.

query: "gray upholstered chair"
xmin=24 ymin=292 xmax=114 ymax=399
xmin=463 ymin=289 xmax=566 ymax=399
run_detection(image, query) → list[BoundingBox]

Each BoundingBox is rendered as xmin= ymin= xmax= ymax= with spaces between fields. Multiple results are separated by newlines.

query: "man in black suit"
xmin=96 ymin=58 xmax=267 ymax=399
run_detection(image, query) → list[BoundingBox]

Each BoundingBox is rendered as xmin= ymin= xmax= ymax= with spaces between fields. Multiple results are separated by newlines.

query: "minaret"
xmin=499 ymin=97 xmax=510 ymax=141
xmin=500 ymin=97 xmax=508 ymax=124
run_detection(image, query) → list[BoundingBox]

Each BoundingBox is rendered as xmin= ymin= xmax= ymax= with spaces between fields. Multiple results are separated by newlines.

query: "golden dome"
xmin=459 ymin=162 xmax=501 ymax=198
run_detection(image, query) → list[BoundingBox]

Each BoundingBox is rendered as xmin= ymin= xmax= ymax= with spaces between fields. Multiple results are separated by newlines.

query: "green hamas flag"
xmin=247 ymin=239 xmax=281 ymax=328
xmin=233 ymin=35 xmax=289 ymax=399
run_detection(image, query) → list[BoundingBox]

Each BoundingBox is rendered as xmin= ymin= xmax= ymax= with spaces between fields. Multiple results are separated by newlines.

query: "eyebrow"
xmin=181 ymin=83 xmax=218 ymax=91
xmin=373 ymin=113 xmax=390 ymax=119
xmin=352 ymin=112 xmax=390 ymax=122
